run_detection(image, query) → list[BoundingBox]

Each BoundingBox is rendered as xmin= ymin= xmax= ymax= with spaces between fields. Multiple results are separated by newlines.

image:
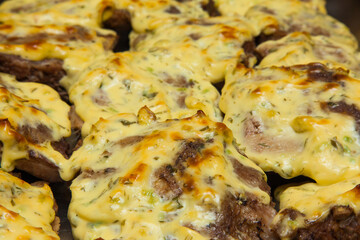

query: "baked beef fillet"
xmin=68 ymin=107 xmax=278 ymax=239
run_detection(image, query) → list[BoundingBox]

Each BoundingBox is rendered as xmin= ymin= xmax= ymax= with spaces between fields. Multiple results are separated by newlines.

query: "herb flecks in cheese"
xmin=221 ymin=63 xmax=360 ymax=184
xmin=69 ymin=52 xmax=222 ymax=135
xmin=0 ymin=170 xmax=59 ymax=240
xmin=68 ymin=107 xmax=275 ymax=240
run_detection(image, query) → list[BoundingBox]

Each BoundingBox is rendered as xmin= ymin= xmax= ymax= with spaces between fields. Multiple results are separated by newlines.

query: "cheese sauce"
xmin=256 ymin=32 xmax=360 ymax=78
xmin=0 ymin=170 xmax=59 ymax=239
xmin=69 ymin=52 xmax=222 ymax=135
xmin=131 ymin=16 xmax=257 ymax=83
xmin=68 ymin=108 xmax=272 ymax=239
xmin=220 ymin=64 xmax=360 ymax=185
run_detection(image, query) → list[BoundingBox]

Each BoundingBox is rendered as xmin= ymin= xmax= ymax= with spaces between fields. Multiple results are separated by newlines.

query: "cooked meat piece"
xmin=102 ymin=9 xmax=132 ymax=52
xmin=0 ymin=53 xmax=68 ymax=102
xmin=68 ymin=108 xmax=276 ymax=239
xmin=220 ymin=63 xmax=360 ymax=184
xmin=16 ymin=150 xmax=61 ymax=182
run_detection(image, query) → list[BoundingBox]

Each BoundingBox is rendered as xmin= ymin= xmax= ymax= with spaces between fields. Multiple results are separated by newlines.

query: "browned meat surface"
xmin=16 ymin=150 xmax=61 ymax=182
xmin=0 ymin=53 xmax=68 ymax=102
xmin=0 ymin=25 xmax=94 ymax=44
xmin=52 ymin=107 xmax=83 ymax=159
xmin=243 ymin=116 xmax=302 ymax=153
xmin=151 ymin=164 xmax=183 ymax=200
xmin=277 ymin=206 xmax=360 ymax=240
xmin=229 ymin=156 xmax=270 ymax=194
xmin=117 ymin=136 xmax=145 ymax=148
xmin=201 ymin=0 xmax=221 ymax=17
xmin=195 ymin=191 xmax=278 ymax=240
xmin=102 ymin=9 xmax=131 ymax=52
xmin=174 ymin=138 xmax=205 ymax=172
xmin=81 ymin=168 xmax=116 ymax=179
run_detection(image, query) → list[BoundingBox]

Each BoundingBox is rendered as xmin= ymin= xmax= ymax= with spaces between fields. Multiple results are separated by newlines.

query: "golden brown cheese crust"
xmin=0 ymin=170 xmax=59 ymax=239
xmin=68 ymin=108 xmax=276 ymax=240
xmin=69 ymin=51 xmax=222 ymax=135
xmin=220 ymin=63 xmax=360 ymax=185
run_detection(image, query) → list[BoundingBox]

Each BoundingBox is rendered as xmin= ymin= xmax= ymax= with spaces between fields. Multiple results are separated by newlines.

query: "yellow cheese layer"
xmin=274 ymin=175 xmax=360 ymax=238
xmin=214 ymin=0 xmax=326 ymax=18
xmin=115 ymin=0 xmax=209 ymax=33
xmin=68 ymin=108 xmax=270 ymax=239
xmin=0 ymin=170 xmax=59 ymax=239
xmin=245 ymin=0 xmax=358 ymax=49
xmin=0 ymin=73 xmax=70 ymax=141
xmin=0 ymin=0 xmax=115 ymax=28
xmin=256 ymin=32 xmax=360 ymax=78
xmin=220 ymin=64 xmax=360 ymax=185
xmin=131 ymin=16 xmax=257 ymax=83
xmin=0 ymin=23 xmax=114 ymax=90
xmin=0 ymin=73 xmax=72 ymax=180
xmin=69 ymin=52 xmax=222 ymax=135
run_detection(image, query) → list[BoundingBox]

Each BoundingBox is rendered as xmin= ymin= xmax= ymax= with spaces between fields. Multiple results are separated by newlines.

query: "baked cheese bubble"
xmin=220 ymin=63 xmax=360 ymax=185
xmin=68 ymin=107 xmax=276 ymax=240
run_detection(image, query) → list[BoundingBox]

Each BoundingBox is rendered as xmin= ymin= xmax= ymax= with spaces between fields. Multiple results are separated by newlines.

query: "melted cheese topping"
xmin=256 ymin=32 xmax=360 ymax=78
xmin=115 ymin=0 xmax=209 ymax=33
xmin=245 ymin=0 xmax=358 ymax=49
xmin=0 ymin=23 xmax=114 ymax=90
xmin=274 ymin=175 xmax=360 ymax=237
xmin=0 ymin=0 xmax=115 ymax=28
xmin=0 ymin=73 xmax=70 ymax=140
xmin=0 ymin=73 xmax=73 ymax=180
xmin=0 ymin=170 xmax=59 ymax=239
xmin=131 ymin=16 xmax=256 ymax=83
xmin=214 ymin=0 xmax=326 ymax=18
xmin=68 ymin=108 xmax=270 ymax=239
xmin=69 ymin=52 xmax=222 ymax=135
xmin=220 ymin=64 xmax=360 ymax=185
